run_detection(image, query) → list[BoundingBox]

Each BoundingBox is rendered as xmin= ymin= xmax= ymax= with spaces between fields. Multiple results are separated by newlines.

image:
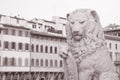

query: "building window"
xmin=25 ymin=58 xmax=28 ymax=66
xmin=18 ymin=43 xmax=23 ymax=50
xmin=4 ymin=29 xmax=8 ymax=35
xmin=11 ymin=29 xmax=16 ymax=35
xmin=11 ymin=57 xmax=16 ymax=66
xmin=118 ymin=33 xmax=120 ymax=36
xmin=109 ymin=43 xmax=111 ymax=49
xmin=55 ymin=47 xmax=57 ymax=53
xmin=31 ymin=59 xmax=34 ymax=66
xmin=0 ymin=75 xmax=2 ymax=80
xmin=40 ymin=59 xmax=43 ymax=67
xmin=36 ymin=59 xmax=39 ymax=66
xmin=25 ymin=43 xmax=29 ymax=50
xmin=109 ymin=52 xmax=112 ymax=60
xmin=116 ymin=66 xmax=120 ymax=73
xmin=40 ymin=45 xmax=43 ymax=53
xmin=0 ymin=40 xmax=1 ymax=47
xmin=45 ymin=46 xmax=48 ymax=53
xmin=31 ymin=44 xmax=34 ymax=52
xmin=55 ymin=60 xmax=57 ymax=67
xmin=11 ymin=42 xmax=16 ymax=49
xmin=60 ymin=60 xmax=63 ymax=67
xmin=3 ymin=57 xmax=8 ymax=66
xmin=4 ymin=41 xmax=9 ymax=49
xmin=18 ymin=30 xmax=22 ymax=36
xmin=50 ymin=60 xmax=53 ymax=67
xmin=0 ymin=56 xmax=1 ymax=66
xmin=36 ymin=45 xmax=39 ymax=52
xmin=32 ymin=24 xmax=36 ymax=28
xmin=115 ymin=44 xmax=117 ymax=50
xmin=6 ymin=74 xmax=11 ymax=80
xmin=0 ymin=30 xmax=1 ymax=34
xmin=25 ymin=31 xmax=29 ymax=37
xmin=50 ymin=46 xmax=52 ymax=53
xmin=18 ymin=58 xmax=22 ymax=66
xmin=45 ymin=59 xmax=48 ymax=67
xmin=115 ymin=52 xmax=120 ymax=61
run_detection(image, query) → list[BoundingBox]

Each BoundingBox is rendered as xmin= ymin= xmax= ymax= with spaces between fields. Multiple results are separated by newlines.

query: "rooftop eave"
xmin=31 ymin=30 xmax=66 ymax=39
xmin=105 ymin=34 xmax=120 ymax=41
xmin=2 ymin=23 xmax=30 ymax=30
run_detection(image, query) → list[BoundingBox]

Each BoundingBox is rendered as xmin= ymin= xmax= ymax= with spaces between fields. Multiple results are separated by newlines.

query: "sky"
xmin=0 ymin=0 xmax=120 ymax=27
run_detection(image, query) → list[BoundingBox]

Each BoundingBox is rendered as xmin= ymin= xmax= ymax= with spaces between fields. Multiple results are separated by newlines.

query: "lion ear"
xmin=65 ymin=22 xmax=72 ymax=41
xmin=90 ymin=10 xmax=99 ymax=23
xmin=67 ymin=13 xmax=70 ymax=18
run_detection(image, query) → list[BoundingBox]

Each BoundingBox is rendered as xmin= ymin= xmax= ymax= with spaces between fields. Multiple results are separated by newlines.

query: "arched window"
xmin=0 ymin=40 xmax=1 ymax=47
xmin=25 ymin=58 xmax=28 ymax=66
xmin=11 ymin=42 xmax=16 ymax=49
xmin=36 ymin=45 xmax=39 ymax=52
xmin=40 ymin=59 xmax=43 ymax=67
xmin=50 ymin=46 xmax=52 ymax=53
xmin=4 ymin=29 xmax=8 ymax=35
xmin=25 ymin=43 xmax=29 ymax=50
xmin=6 ymin=73 xmax=11 ymax=80
xmin=54 ymin=47 xmax=57 ymax=54
xmin=0 ymin=72 xmax=2 ymax=80
xmin=18 ymin=43 xmax=23 ymax=50
xmin=11 ymin=57 xmax=16 ymax=66
xmin=109 ymin=43 xmax=111 ymax=49
xmin=3 ymin=57 xmax=8 ymax=66
xmin=11 ymin=29 xmax=16 ymax=35
xmin=31 ymin=44 xmax=34 ymax=52
xmin=0 ymin=56 xmax=1 ymax=66
xmin=36 ymin=59 xmax=39 ymax=66
xmin=25 ymin=31 xmax=29 ymax=37
xmin=31 ymin=59 xmax=34 ymax=66
xmin=8 ymin=58 xmax=11 ymax=66
xmin=50 ymin=60 xmax=53 ymax=67
xmin=60 ymin=60 xmax=63 ymax=67
xmin=45 ymin=59 xmax=48 ymax=67
xmin=4 ymin=41 xmax=9 ymax=49
xmin=18 ymin=30 xmax=22 ymax=36
xmin=40 ymin=45 xmax=43 ymax=53
xmin=45 ymin=46 xmax=48 ymax=53
xmin=55 ymin=60 xmax=57 ymax=67
xmin=18 ymin=58 xmax=22 ymax=66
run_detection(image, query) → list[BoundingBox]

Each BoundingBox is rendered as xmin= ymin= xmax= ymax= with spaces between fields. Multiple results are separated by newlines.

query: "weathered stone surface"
xmin=59 ymin=9 xmax=119 ymax=80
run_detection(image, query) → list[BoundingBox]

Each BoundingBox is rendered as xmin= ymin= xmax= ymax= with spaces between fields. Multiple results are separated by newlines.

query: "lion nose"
xmin=73 ymin=31 xmax=79 ymax=35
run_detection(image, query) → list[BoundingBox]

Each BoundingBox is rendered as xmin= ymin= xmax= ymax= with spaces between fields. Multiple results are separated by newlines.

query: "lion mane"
xmin=61 ymin=9 xmax=119 ymax=80
xmin=66 ymin=9 xmax=106 ymax=62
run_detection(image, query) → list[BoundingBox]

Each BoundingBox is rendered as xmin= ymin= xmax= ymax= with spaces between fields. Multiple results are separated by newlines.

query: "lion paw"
xmin=59 ymin=47 xmax=68 ymax=59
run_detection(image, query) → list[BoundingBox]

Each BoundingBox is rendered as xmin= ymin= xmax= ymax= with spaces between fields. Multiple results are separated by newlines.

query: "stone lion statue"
xmin=59 ymin=9 xmax=119 ymax=80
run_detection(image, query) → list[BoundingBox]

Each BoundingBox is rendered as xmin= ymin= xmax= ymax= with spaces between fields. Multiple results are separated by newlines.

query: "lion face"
xmin=65 ymin=9 xmax=106 ymax=62
xmin=66 ymin=9 xmax=101 ymax=42
xmin=66 ymin=9 xmax=105 ymax=48
xmin=67 ymin=12 xmax=88 ymax=41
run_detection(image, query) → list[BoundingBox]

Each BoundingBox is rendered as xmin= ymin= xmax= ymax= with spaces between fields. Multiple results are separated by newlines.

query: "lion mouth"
xmin=73 ymin=35 xmax=83 ymax=41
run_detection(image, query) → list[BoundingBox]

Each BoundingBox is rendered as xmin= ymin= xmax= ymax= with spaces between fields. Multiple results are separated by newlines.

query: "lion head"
xmin=66 ymin=9 xmax=106 ymax=59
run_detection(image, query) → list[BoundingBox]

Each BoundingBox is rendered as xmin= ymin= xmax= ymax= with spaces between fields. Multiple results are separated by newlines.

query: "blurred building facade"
xmin=104 ymin=25 xmax=120 ymax=73
xmin=0 ymin=14 xmax=120 ymax=80
xmin=0 ymin=15 xmax=66 ymax=80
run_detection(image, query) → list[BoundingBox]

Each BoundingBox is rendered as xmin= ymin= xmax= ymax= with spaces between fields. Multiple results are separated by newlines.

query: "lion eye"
xmin=79 ymin=21 xmax=85 ymax=24
xmin=70 ymin=22 xmax=74 ymax=24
